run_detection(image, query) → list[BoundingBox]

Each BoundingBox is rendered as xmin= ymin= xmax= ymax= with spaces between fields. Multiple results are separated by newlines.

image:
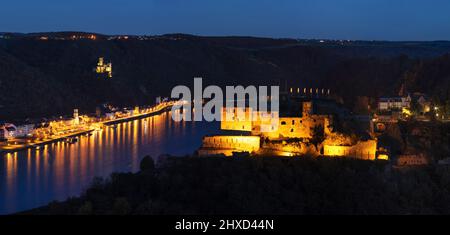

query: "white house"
xmin=0 ymin=123 xmax=17 ymax=140
xmin=378 ymin=95 xmax=411 ymax=111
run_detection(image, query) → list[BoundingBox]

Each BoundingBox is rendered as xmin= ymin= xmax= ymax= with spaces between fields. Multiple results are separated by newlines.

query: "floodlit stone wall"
xmin=276 ymin=116 xmax=329 ymax=139
xmin=323 ymin=140 xmax=377 ymax=160
xmin=199 ymin=135 xmax=261 ymax=156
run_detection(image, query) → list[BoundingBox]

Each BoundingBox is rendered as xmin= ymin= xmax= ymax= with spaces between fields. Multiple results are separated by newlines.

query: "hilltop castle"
xmin=95 ymin=57 xmax=112 ymax=78
xmin=199 ymin=89 xmax=380 ymax=160
xmin=220 ymin=100 xmax=332 ymax=139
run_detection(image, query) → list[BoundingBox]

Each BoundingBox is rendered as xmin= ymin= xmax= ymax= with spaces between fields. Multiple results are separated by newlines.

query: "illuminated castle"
xmin=220 ymin=101 xmax=332 ymax=139
xmin=95 ymin=57 xmax=112 ymax=78
xmin=199 ymin=94 xmax=381 ymax=160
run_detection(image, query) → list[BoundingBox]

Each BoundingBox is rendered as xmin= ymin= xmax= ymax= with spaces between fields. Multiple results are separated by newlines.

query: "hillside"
xmin=1 ymin=33 xmax=450 ymax=121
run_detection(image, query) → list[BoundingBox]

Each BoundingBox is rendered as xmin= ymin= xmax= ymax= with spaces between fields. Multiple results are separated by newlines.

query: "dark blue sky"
xmin=1 ymin=0 xmax=449 ymax=41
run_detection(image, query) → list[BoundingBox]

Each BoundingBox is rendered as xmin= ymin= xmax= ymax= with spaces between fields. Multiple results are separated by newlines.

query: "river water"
xmin=0 ymin=111 xmax=220 ymax=214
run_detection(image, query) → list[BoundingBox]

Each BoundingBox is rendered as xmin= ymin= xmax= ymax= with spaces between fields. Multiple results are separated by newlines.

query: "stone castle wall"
xmin=323 ymin=140 xmax=377 ymax=160
xmin=199 ymin=135 xmax=261 ymax=156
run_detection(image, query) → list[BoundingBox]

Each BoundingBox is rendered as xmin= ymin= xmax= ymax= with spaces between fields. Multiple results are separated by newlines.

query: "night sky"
xmin=1 ymin=0 xmax=449 ymax=41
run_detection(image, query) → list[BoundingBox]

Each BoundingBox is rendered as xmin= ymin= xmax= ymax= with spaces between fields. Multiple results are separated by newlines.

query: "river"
xmin=0 ymin=111 xmax=220 ymax=214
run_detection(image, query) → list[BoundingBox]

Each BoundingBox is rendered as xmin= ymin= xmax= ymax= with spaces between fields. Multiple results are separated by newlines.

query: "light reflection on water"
xmin=0 ymin=111 xmax=219 ymax=214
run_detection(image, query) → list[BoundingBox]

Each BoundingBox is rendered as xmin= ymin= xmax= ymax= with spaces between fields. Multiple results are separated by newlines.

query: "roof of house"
xmin=379 ymin=97 xmax=403 ymax=102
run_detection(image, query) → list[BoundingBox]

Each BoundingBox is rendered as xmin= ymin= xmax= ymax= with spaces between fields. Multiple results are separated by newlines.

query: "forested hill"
xmin=1 ymin=32 xmax=450 ymax=120
xmin=26 ymin=156 xmax=450 ymax=215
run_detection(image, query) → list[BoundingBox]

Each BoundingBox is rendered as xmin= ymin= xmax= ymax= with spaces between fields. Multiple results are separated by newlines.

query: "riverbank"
xmin=102 ymin=104 xmax=172 ymax=126
xmin=0 ymin=102 xmax=175 ymax=154
xmin=0 ymin=128 xmax=94 ymax=154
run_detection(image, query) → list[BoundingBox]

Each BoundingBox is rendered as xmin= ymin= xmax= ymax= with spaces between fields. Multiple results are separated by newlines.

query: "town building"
xmin=0 ymin=123 xmax=34 ymax=140
xmin=378 ymin=96 xmax=411 ymax=111
xmin=412 ymin=92 xmax=432 ymax=114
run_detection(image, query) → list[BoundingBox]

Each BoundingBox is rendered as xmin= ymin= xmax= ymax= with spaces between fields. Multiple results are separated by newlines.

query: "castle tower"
xmin=98 ymin=57 xmax=104 ymax=66
xmin=302 ymin=101 xmax=312 ymax=117
xmin=96 ymin=57 xmax=105 ymax=73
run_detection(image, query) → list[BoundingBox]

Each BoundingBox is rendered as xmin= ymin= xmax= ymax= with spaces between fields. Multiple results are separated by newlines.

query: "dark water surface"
xmin=0 ymin=111 xmax=219 ymax=214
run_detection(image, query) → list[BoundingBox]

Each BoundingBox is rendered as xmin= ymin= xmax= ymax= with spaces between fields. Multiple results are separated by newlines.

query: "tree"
xmin=77 ymin=201 xmax=93 ymax=215
xmin=140 ymin=155 xmax=155 ymax=172
xmin=113 ymin=198 xmax=131 ymax=215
